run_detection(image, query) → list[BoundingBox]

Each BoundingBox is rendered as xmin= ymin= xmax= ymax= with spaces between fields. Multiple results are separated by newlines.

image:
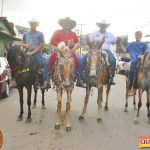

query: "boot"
xmin=41 ymin=81 xmax=51 ymax=89
xmin=108 ymin=66 xmax=116 ymax=85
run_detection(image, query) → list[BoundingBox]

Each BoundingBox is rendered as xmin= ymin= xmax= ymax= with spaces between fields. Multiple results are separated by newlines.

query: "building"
xmin=0 ymin=17 xmax=21 ymax=56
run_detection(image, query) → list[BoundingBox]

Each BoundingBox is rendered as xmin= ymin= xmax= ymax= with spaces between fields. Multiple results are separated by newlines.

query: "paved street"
xmin=0 ymin=74 xmax=149 ymax=150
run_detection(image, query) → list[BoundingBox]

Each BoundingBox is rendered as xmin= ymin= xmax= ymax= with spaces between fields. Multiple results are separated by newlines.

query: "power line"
xmin=127 ymin=22 xmax=150 ymax=34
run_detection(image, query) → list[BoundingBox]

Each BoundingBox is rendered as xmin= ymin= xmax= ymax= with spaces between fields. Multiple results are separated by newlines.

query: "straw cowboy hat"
xmin=96 ymin=20 xmax=110 ymax=28
xmin=28 ymin=18 xmax=39 ymax=26
xmin=58 ymin=17 xmax=76 ymax=29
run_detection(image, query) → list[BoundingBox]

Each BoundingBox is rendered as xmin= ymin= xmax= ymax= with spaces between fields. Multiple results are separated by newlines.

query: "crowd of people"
xmin=20 ymin=17 xmax=149 ymax=96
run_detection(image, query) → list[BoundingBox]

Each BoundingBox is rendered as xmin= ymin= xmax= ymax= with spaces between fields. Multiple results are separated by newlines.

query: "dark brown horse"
xmin=52 ymin=44 xmax=76 ymax=131
xmin=79 ymin=40 xmax=111 ymax=122
xmin=7 ymin=45 xmax=45 ymax=122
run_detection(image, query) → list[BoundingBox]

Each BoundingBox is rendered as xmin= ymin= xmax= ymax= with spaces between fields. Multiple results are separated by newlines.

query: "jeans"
xmin=43 ymin=54 xmax=51 ymax=80
xmin=103 ymin=50 xmax=116 ymax=77
xmin=129 ymin=62 xmax=138 ymax=89
xmin=33 ymin=52 xmax=44 ymax=68
xmin=76 ymin=53 xmax=84 ymax=80
xmin=43 ymin=53 xmax=84 ymax=81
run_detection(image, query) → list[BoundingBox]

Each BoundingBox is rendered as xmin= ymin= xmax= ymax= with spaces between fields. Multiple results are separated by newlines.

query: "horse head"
xmin=86 ymin=49 xmax=102 ymax=77
xmin=7 ymin=45 xmax=35 ymax=77
xmin=56 ymin=47 xmax=76 ymax=88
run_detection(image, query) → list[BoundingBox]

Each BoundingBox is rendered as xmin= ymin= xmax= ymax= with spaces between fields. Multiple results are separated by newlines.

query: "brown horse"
xmin=134 ymin=51 xmax=150 ymax=124
xmin=52 ymin=45 xmax=76 ymax=131
xmin=118 ymin=40 xmax=147 ymax=112
xmin=79 ymin=41 xmax=111 ymax=122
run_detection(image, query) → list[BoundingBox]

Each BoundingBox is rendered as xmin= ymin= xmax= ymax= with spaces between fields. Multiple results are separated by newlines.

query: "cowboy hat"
xmin=96 ymin=20 xmax=110 ymax=28
xmin=28 ymin=18 xmax=39 ymax=26
xmin=58 ymin=17 xmax=76 ymax=29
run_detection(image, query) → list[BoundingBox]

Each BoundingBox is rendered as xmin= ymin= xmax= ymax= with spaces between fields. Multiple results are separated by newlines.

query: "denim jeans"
xmin=33 ymin=52 xmax=44 ymax=68
xmin=43 ymin=54 xmax=51 ymax=80
xmin=43 ymin=53 xmax=84 ymax=81
xmin=103 ymin=50 xmax=116 ymax=77
xmin=76 ymin=53 xmax=85 ymax=80
xmin=129 ymin=62 xmax=138 ymax=89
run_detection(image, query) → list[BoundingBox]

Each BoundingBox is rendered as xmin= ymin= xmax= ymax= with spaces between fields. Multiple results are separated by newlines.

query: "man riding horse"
xmin=119 ymin=31 xmax=148 ymax=96
xmin=83 ymin=20 xmax=120 ymax=85
xmin=20 ymin=18 xmax=45 ymax=88
xmin=41 ymin=17 xmax=85 ymax=89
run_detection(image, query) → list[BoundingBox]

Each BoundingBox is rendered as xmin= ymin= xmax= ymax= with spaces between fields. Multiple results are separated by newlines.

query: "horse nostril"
xmin=63 ymin=80 xmax=71 ymax=87
xmin=90 ymin=69 xmax=96 ymax=77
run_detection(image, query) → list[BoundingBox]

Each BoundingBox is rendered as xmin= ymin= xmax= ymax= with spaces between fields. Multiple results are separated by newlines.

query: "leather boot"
xmin=108 ymin=66 xmax=116 ymax=85
xmin=41 ymin=81 xmax=51 ymax=89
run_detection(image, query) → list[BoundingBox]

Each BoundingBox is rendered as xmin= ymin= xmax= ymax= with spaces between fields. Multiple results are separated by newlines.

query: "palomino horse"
xmin=7 ymin=45 xmax=45 ymax=122
xmin=52 ymin=43 xmax=76 ymax=131
xmin=79 ymin=41 xmax=111 ymax=122
xmin=134 ymin=51 xmax=150 ymax=124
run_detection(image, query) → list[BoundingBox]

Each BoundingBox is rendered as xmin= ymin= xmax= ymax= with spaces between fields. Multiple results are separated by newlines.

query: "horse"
xmin=52 ymin=43 xmax=76 ymax=131
xmin=78 ymin=40 xmax=111 ymax=122
xmin=7 ymin=45 xmax=45 ymax=122
xmin=134 ymin=51 xmax=150 ymax=124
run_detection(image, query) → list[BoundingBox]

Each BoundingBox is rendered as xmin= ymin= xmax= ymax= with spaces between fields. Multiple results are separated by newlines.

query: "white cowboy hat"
xmin=58 ymin=17 xmax=76 ymax=29
xmin=28 ymin=18 xmax=39 ymax=26
xmin=96 ymin=20 xmax=110 ymax=28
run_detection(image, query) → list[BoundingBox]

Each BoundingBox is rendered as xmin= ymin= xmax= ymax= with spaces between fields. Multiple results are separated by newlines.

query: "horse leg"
xmin=41 ymin=89 xmax=46 ymax=109
xmin=146 ymin=89 xmax=150 ymax=124
xmin=133 ymin=89 xmax=137 ymax=110
xmin=66 ymin=90 xmax=72 ymax=131
xmin=124 ymin=78 xmax=129 ymax=112
xmin=32 ymin=88 xmax=37 ymax=108
xmin=26 ymin=85 xmax=32 ymax=123
xmin=104 ymin=85 xmax=110 ymax=111
xmin=134 ymin=88 xmax=142 ymax=124
xmin=97 ymin=86 xmax=103 ymax=122
xmin=79 ymin=86 xmax=91 ymax=120
xmin=55 ymin=89 xmax=62 ymax=129
xmin=17 ymin=87 xmax=24 ymax=121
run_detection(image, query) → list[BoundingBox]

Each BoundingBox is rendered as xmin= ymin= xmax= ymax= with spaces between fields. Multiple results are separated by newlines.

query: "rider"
xmin=120 ymin=31 xmax=148 ymax=96
xmin=41 ymin=17 xmax=85 ymax=89
xmin=20 ymin=18 xmax=45 ymax=87
xmin=84 ymin=20 xmax=119 ymax=85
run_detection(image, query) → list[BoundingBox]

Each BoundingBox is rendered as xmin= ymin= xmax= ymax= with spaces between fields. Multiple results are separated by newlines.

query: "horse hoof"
xmin=78 ymin=116 xmax=84 ymax=120
xmin=104 ymin=107 xmax=108 ymax=111
xmin=133 ymin=119 xmax=139 ymax=124
xmin=25 ymin=118 xmax=32 ymax=123
xmin=124 ymin=108 xmax=128 ymax=112
xmin=147 ymin=120 xmax=150 ymax=124
xmin=32 ymin=104 xmax=36 ymax=108
xmin=66 ymin=127 xmax=71 ymax=132
xmin=134 ymin=107 xmax=137 ymax=110
xmin=42 ymin=105 xmax=46 ymax=109
xmin=97 ymin=118 xmax=102 ymax=122
xmin=55 ymin=125 xmax=60 ymax=129
xmin=17 ymin=116 xmax=23 ymax=121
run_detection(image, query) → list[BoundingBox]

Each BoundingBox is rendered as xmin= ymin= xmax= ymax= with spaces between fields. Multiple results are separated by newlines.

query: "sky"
xmin=1 ymin=0 xmax=150 ymax=42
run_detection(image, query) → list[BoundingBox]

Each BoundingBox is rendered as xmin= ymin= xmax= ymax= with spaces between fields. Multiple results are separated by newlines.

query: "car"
xmin=0 ymin=57 xmax=15 ymax=98
xmin=116 ymin=57 xmax=130 ymax=74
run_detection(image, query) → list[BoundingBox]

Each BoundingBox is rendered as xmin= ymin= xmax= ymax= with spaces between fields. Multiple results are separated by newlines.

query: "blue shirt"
xmin=126 ymin=42 xmax=148 ymax=62
xmin=89 ymin=31 xmax=117 ymax=50
xmin=23 ymin=31 xmax=44 ymax=49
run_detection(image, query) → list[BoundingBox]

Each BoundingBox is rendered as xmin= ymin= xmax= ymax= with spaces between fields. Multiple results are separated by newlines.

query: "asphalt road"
xmin=0 ymin=74 xmax=149 ymax=150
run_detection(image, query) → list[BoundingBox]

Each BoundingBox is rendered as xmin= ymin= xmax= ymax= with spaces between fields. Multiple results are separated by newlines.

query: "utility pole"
xmin=77 ymin=23 xmax=86 ymax=54
xmin=1 ymin=0 xmax=4 ymax=16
